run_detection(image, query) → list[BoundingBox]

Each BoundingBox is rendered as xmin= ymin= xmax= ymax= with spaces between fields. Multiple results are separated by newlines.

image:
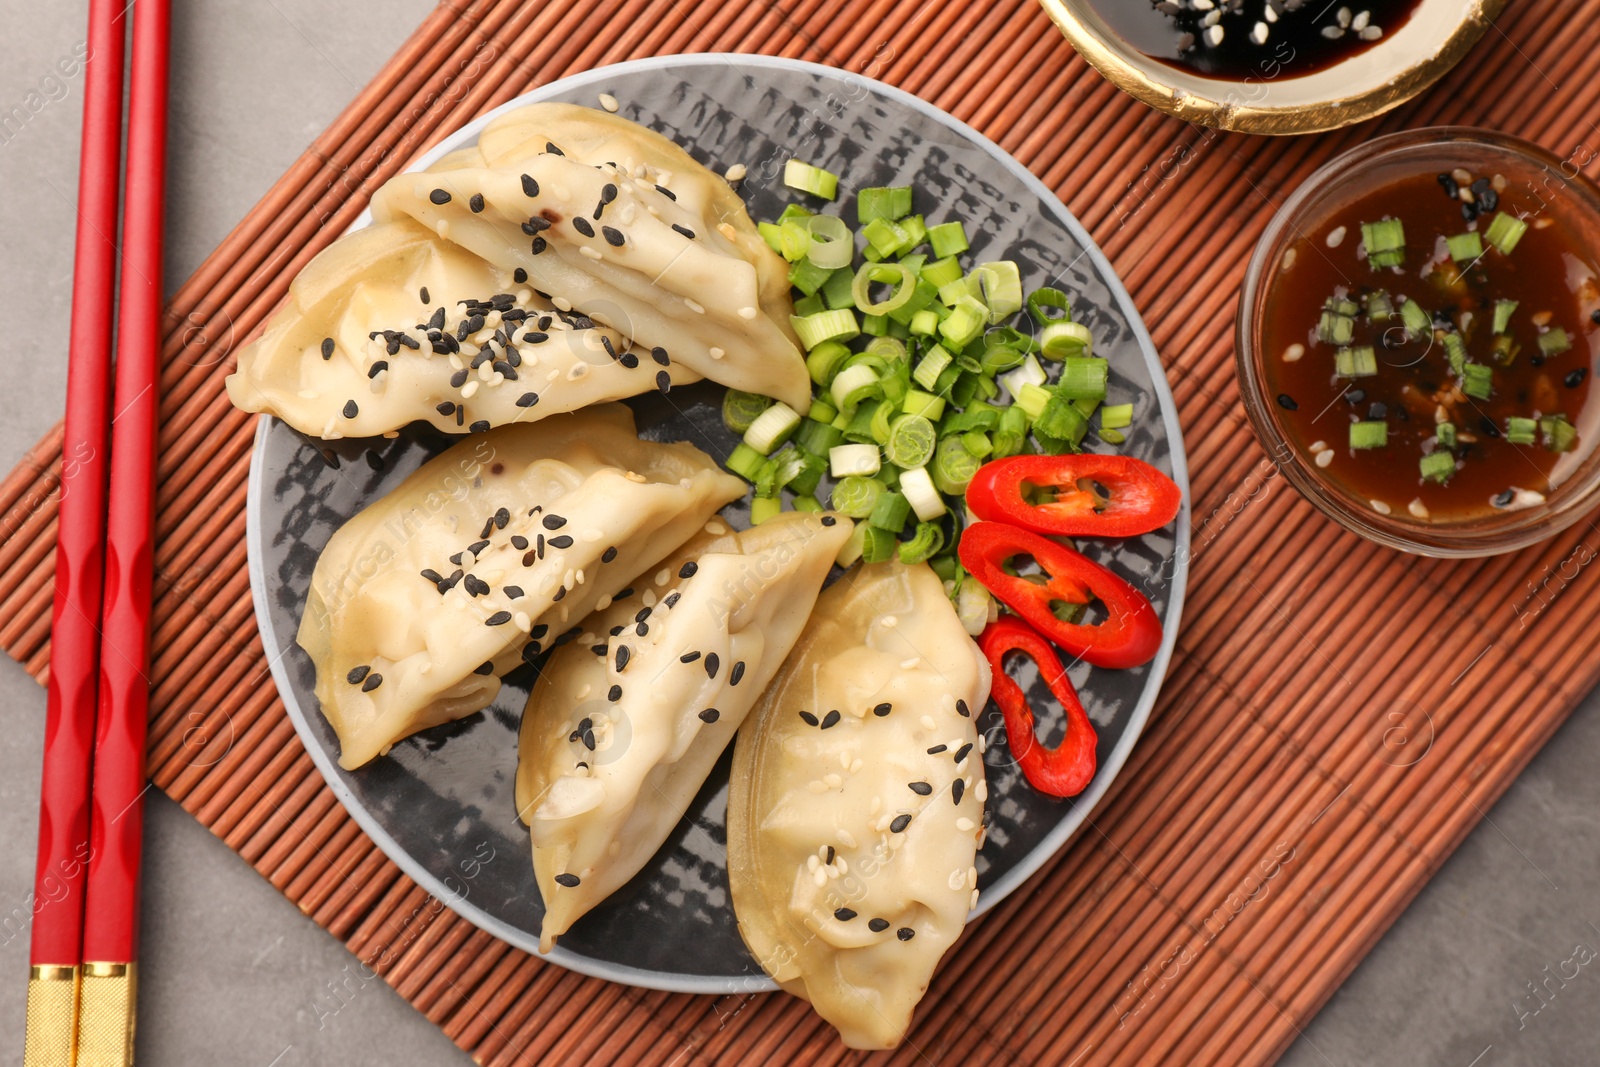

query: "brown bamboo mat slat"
xmin=6 ymin=1 xmax=1598 ymax=1063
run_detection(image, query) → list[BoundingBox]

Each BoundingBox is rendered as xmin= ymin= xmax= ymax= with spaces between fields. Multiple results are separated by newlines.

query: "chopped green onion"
xmin=901 ymin=389 xmax=946 ymax=421
xmin=1099 ymin=428 xmax=1126 ymax=444
xmin=1055 ymin=356 xmax=1109 ymax=400
xmin=1027 ymin=287 xmax=1072 ymax=324
xmin=1349 ymin=421 xmax=1388 ymax=450
xmin=757 ymin=221 xmax=784 ymax=255
xmin=725 ymin=442 xmax=767 ymax=481
xmin=785 ymin=450 xmax=827 ymax=496
xmin=1318 ymin=302 xmax=1357 ymax=345
xmin=1539 ymin=328 xmax=1571 ymax=356
xmin=792 ymin=494 xmax=824 ymax=513
xmin=829 ymin=362 xmax=881 ymax=412
xmin=830 ymin=443 xmax=882 ymax=478
xmin=1366 ymin=291 xmax=1395 ymax=321
xmin=1101 ymin=403 xmax=1134 ymax=429
xmin=1442 ymin=333 xmax=1467 ymax=375
xmin=792 ymin=308 xmax=860 ymax=349
xmin=796 ymin=417 xmax=844 ymax=457
xmin=912 ymin=345 xmax=953 ymax=390
xmin=851 ymin=262 xmax=918 ymax=316
xmin=1490 ymin=334 xmax=1521 ymax=365
xmin=861 ymin=313 xmax=890 ymax=336
xmin=777 ymin=218 xmax=811 ymax=262
xmin=980 ymin=343 xmax=1027 ymax=375
xmin=857 ymin=186 xmax=912 ymax=222
xmin=1436 ymin=422 xmax=1457 ymax=449
xmin=788 ymin=255 xmax=835 ymax=296
xmin=970 ymin=262 xmax=1023 ymax=322
xmin=897 ymin=520 xmax=945 ymax=564
xmin=784 ymin=159 xmax=838 ymax=200
xmin=842 ymin=399 xmax=882 ymax=443
xmin=803 ymin=215 xmax=853 ymax=269
xmin=793 ymin=291 xmax=825 ymax=317
xmin=868 ymin=490 xmax=911 ymax=531
xmin=1399 ymin=296 xmax=1432 ymax=338
xmin=861 ymin=217 xmax=914 ymax=257
xmin=1362 ymin=218 xmax=1406 ymax=269
xmin=1447 ymin=232 xmax=1484 ymax=264
xmin=1015 ymin=382 xmax=1053 ymax=421
xmin=750 ymin=496 xmax=782 ymax=525
xmin=777 ymin=203 xmax=815 ymax=223
xmin=884 ymin=413 xmax=937 ymax=469
xmin=960 ymin=430 xmax=993 ymax=459
xmin=898 ymin=216 xmax=928 ymax=251
xmin=931 ymin=436 xmax=981 ymax=495
xmin=920 ymin=255 xmax=964 ymax=290
xmin=941 ymin=407 xmax=1000 ymax=435
xmin=955 ymin=581 xmax=993 ymax=637
xmin=939 ymin=295 xmax=989 ymax=348
xmin=998 ymin=353 xmax=1047 ymax=401
xmin=831 ymin=475 xmax=884 ymax=518
xmin=743 ymin=401 xmax=802 ymax=453
xmin=1542 ymin=415 xmax=1578 ymax=452
xmin=820 ymin=266 xmax=856 ymax=310
xmin=1034 ymin=395 xmax=1089 ymax=443
xmin=859 ymin=524 xmax=897 ymax=563
xmin=806 ymin=397 xmax=838 ymax=423
xmin=1462 ymin=363 xmax=1494 ymax=399
xmin=835 ymin=520 xmax=865 ymax=566
xmin=1041 ymin=321 xmax=1094 ymax=361
xmin=722 ymin=390 xmax=773 ymax=434
xmin=805 ymin=340 xmax=851 ymax=385
xmin=926 ymin=220 xmax=969 ymax=259
xmin=1506 ymin=416 xmax=1538 ymax=445
xmin=1335 ymin=346 xmax=1378 ymax=378
xmin=1419 ymin=451 xmax=1456 ymax=483
xmin=1493 ymin=299 xmax=1519 ymax=334
xmin=1484 ymin=212 xmax=1529 ymax=255
xmin=898 ymin=466 xmax=945 ymax=521
xmin=909 ymin=308 xmax=940 ymax=337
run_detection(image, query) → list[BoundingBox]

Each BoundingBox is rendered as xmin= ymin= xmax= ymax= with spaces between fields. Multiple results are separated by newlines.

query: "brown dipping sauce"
xmin=1096 ymin=0 xmax=1424 ymax=81
xmin=1262 ymin=168 xmax=1599 ymax=523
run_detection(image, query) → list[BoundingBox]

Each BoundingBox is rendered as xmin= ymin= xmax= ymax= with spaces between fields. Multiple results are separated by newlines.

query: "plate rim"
xmin=246 ymin=51 xmax=1191 ymax=995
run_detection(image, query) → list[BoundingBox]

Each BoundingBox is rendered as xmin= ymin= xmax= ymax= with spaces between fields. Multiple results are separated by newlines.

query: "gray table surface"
xmin=2 ymin=3 xmax=1596 ymax=1063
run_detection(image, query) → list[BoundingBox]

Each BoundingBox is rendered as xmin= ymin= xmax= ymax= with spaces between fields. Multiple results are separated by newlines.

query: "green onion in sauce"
xmin=1264 ymin=167 xmax=1598 ymax=522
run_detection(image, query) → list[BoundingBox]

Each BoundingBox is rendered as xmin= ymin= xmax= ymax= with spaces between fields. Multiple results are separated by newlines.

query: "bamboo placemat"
xmin=6 ymin=1 xmax=1599 ymax=1062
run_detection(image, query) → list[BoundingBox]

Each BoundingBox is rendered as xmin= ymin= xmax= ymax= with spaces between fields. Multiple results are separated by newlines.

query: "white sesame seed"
xmin=920 ymin=715 xmax=937 ymax=731
xmin=957 ymin=817 xmax=976 ymax=832
xmin=1283 ymin=343 xmax=1306 ymax=362
xmin=461 ymin=380 xmax=480 ymax=399
xmin=598 ymin=92 xmax=619 ymax=112
xmin=1205 ymin=23 xmax=1224 ymax=45
xmin=737 ymin=306 xmax=759 ymax=320
xmin=1370 ymin=499 xmax=1392 ymax=515
xmin=1250 ymin=21 xmax=1268 ymax=44
xmin=1409 ymin=498 xmax=1431 ymax=520
xmin=579 ymin=246 xmax=603 ymax=260
xmin=1360 ymin=24 xmax=1382 ymax=40
xmin=1316 ymin=449 xmax=1335 ymax=469
xmin=1326 ymin=225 xmax=1347 ymax=248
xmin=552 ymin=297 xmax=573 ymax=311
xmin=837 ymin=829 xmax=857 ymax=848
xmin=1309 ymin=440 xmax=1328 ymax=454
xmin=684 ymin=298 xmax=705 ymax=314
xmin=948 ymin=870 xmax=966 ymax=891
xmin=1352 ymin=10 xmax=1370 ymax=31
xmin=709 ymin=347 xmax=725 ymax=360
xmin=900 ymin=657 xmax=921 ymax=670
xmin=724 ymin=163 xmax=747 ymax=182
xmin=1337 ymin=6 xmax=1352 ymax=27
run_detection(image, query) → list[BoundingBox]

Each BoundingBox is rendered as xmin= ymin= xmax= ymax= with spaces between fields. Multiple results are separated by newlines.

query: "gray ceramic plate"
xmin=246 ymin=55 xmax=1190 ymax=993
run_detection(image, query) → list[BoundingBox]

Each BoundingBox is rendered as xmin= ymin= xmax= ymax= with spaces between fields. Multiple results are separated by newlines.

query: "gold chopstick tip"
xmin=23 ymin=964 xmax=79 ymax=1067
xmin=76 ymin=961 xmax=137 ymax=1067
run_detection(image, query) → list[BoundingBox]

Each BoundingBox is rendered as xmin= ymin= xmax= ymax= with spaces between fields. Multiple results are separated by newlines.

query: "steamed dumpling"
xmin=727 ymin=561 xmax=992 ymax=1050
xmin=226 ymin=217 xmax=699 ymax=438
xmin=514 ymin=511 xmax=853 ymax=950
xmin=298 ymin=405 xmax=744 ymax=769
xmin=369 ymin=107 xmax=811 ymax=412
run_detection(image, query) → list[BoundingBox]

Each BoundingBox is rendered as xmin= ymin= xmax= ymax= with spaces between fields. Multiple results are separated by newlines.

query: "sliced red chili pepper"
xmin=979 ymin=615 xmax=1097 ymax=798
xmin=958 ymin=521 xmax=1162 ymax=670
xmin=966 ymin=454 xmax=1181 ymax=538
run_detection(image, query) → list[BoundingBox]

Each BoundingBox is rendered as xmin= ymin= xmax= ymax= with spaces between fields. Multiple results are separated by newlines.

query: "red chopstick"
xmin=22 ymin=0 xmax=125 ymax=1061
xmin=76 ymin=0 xmax=170 ymax=1061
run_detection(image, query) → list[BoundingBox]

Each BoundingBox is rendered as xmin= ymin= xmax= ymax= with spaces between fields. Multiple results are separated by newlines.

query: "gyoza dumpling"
xmin=298 ymin=404 xmax=744 ymax=769
xmin=727 ymin=561 xmax=992 ymax=1050
xmin=514 ymin=511 xmax=853 ymax=951
xmin=368 ymin=111 xmax=811 ymax=412
xmin=225 ymin=217 xmax=700 ymax=438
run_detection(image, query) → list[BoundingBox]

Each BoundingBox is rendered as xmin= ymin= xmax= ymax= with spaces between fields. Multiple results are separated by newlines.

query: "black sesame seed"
xmin=704 ymin=652 xmax=719 ymax=678
xmin=367 ymin=360 xmax=389 ymax=379
xmin=1591 ymin=309 xmax=1600 ymax=326
xmin=531 ymin=236 xmax=547 ymax=255
xmin=869 ymin=918 xmax=890 ymax=932
xmin=956 ymin=699 xmax=970 ymax=718
xmin=514 ymin=267 xmax=528 ymax=283
xmin=553 ymin=585 xmax=566 ymax=601
xmin=590 ymin=644 xmax=608 ymax=656
xmin=545 ymin=142 xmax=563 ymax=156
xmin=656 ymin=371 xmax=671 ymax=394
xmin=531 ymin=624 xmax=549 ymax=639
xmin=520 ymin=174 xmax=540 ymax=197
xmin=1566 ymin=368 xmax=1588 ymax=387
xmin=470 ymin=419 xmax=491 ymax=433
xmin=1276 ymin=393 xmax=1298 ymax=411
xmin=953 ymin=743 xmax=973 ymax=764
xmin=522 ymin=331 xmax=549 ymax=344
xmin=609 ymin=625 xmax=625 ymax=636
xmin=342 ymin=399 xmax=359 ymax=419
xmin=820 ymin=516 xmax=837 ymax=527
xmin=655 ymin=184 xmax=676 ymax=201
xmin=516 ymin=392 xmax=539 ymax=408
xmin=614 ymin=587 xmax=633 ymax=600
xmin=548 ymin=535 xmax=574 ymax=549
xmin=908 ymin=781 xmax=933 ymax=796
xmin=680 ymin=651 xmax=701 ymax=663
xmin=420 ymin=568 xmax=444 ymax=585
xmin=554 ymin=873 xmax=581 ymax=888
xmin=873 ymin=702 xmax=892 ymax=717
xmin=699 ymin=708 xmax=720 ymax=723
xmin=602 ymin=225 xmax=625 ymax=247
xmin=522 ymin=643 xmax=542 ymax=664
xmin=634 ymin=622 xmax=649 ymax=636
xmin=486 ymin=611 xmax=512 ymax=626
xmin=729 ymin=661 xmax=746 ymax=686
xmin=521 ymin=216 xmax=551 ymax=235
xmin=953 ymin=779 xmax=966 ymax=805
xmin=510 ymin=535 xmax=529 ymax=551
xmin=469 ymin=539 xmax=490 ymax=557
xmin=664 ymin=592 xmax=681 ymax=608
xmin=897 ymin=927 xmax=915 ymax=942
xmin=602 ymin=546 xmax=618 ymax=563
xmin=473 ymin=661 xmax=495 ymax=676
xmin=436 ymin=401 xmax=457 ymax=416
xmin=542 ymin=514 xmax=568 ymax=530
xmin=429 ymin=188 xmax=452 ymax=205
xmin=671 ymin=223 xmax=695 ymax=239
xmin=833 ymin=908 xmax=857 ymax=921
xmin=820 ymin=709 xmax=841 ymax=729
xmin=679 ymin=562 xmax=698 ymax=579
xmin=572 ymin=217 xmax=595 ymax=238
xmin=615 ymin=646 xmax=631 ymax=672
xmin=361 ymin=673 xmax=384 ymax=692
xmin=889 ymin=814 xmax=911 ymax=833
xmin=450 ymin=369 xmax=470 ymax=388
xmin=321 ymin=337 xmax=335 ymax=360
xmin=927 ymin=744 xmax=948 ymax=755
xmin=619 ymin=351 xmax=639 ymax=369
xmin=799 ymin=711 xmax=819 ymax=726
xmin=346 ymin=665 xmax=371 ymax=685
xmin=650 ymin=347 xmax=669 ymax=366
xmin=825 ymin=846 xmax=835 ymax=864
xmin=1492 ymin=489 xmax=1516 ymax=507
xmin=465 ymin=192 xmax=484 ymax=213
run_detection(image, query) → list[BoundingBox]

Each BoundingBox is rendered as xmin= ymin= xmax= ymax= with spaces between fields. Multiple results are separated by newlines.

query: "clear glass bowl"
xmin=1237 ymin=127 xmax=1600 ymax=557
